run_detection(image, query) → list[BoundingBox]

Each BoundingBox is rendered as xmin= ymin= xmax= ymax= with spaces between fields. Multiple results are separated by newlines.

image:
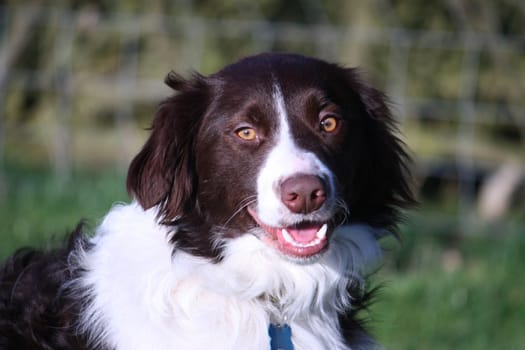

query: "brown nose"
xmin=280 ymin=174 xmax=327 ymax=214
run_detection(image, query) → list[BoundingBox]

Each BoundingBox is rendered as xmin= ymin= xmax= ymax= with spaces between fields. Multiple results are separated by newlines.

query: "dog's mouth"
xmin=247 ymin=207 xmax=330 ymax=259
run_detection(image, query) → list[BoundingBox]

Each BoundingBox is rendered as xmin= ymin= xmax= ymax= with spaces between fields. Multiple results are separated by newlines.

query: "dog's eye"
xmin=320 ymin=116 xmax=339 ymax=133
xmin=235 ymin=127 xmax=257 ymax=141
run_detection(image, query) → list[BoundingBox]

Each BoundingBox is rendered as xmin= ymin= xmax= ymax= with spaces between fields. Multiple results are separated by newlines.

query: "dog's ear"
xmin=343 ymin=69 xmax=416 ymax=230
xmin=127 ymin=72 xmax=210 ymax=222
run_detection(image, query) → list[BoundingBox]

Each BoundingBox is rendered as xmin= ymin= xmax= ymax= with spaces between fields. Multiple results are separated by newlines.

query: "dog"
xmin=0 ymin=53 xmax=414 ymax=349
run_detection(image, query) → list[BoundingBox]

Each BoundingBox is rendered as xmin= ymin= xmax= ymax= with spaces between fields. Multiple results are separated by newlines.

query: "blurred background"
xmin=0 ymin=0 xmax=523 ymax=348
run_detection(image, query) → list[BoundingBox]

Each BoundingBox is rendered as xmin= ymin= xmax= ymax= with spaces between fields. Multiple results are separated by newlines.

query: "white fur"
xmin=256 ymin=84 xmax=336 ymax=227
xmin=75 ymin=202 xmax=382 ymax=350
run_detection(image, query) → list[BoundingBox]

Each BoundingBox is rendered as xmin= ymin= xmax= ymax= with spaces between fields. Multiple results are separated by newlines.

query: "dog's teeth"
xmin=316 ymin=224 xmax=328 ymax=240
xmin=282 ymin=226 xmax=326 ymax=248
xmin=281 ymin=229 xmax=294 ymax=244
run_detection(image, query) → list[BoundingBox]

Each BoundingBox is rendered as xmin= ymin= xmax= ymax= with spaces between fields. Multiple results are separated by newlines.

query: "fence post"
xmin=51 ymin=7 xmax=75 ymax=182
xmin=0 ymin=5 xmax=42 ymax=195
xmin=456 ymin=31 xmax=481 ymax=229
xmin=114 ymin=27 xmax=140 ymax=171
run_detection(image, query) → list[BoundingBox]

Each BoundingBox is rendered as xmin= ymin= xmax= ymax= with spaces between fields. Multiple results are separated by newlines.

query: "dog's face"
xmin=127 ymin=53 xmax=413 ymax=262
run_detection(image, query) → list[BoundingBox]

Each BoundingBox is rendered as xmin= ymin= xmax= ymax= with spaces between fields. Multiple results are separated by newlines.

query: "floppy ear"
xmin=126 ymin=72 xmax=210 ymax=222
xmin=343 ymin=69 xmax=416 ymax=230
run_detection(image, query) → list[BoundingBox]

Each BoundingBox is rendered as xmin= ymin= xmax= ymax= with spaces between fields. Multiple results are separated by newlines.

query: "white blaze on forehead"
xmin=255 ymin=83 xmax=334 ymax=226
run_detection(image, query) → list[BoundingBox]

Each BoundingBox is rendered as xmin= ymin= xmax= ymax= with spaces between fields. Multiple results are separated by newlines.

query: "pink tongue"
xmin=286 ymin=225 xmax=322 ymax=243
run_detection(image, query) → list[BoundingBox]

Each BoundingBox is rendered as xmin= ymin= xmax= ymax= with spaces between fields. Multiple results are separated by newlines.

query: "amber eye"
xmin=235 ymin=127 xmax=257 ymax=141
xmin=320 ymin=116 xmax=339 ymax=133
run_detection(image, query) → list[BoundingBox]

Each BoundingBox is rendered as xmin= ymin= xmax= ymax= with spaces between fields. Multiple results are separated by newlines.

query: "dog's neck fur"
xmin=75 ymin=202 xmax=382 ymax=350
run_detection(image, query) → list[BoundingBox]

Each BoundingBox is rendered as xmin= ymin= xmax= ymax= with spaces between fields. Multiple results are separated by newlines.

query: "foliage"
xmin=1 ymin=0 xmax=523 ymax=171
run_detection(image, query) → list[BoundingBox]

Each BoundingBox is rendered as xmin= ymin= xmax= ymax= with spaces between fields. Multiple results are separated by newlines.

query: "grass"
xmin=0 ymin=163 xmax=128 ymax=257
xmin=0 ymin=163 xmax=524 ymax=349
xmin=371 ymin=220 xmax=525 ymax=350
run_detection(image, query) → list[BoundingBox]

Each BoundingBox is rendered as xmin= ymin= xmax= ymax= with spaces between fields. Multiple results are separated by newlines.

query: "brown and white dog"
xmin=0 ymin=53 xmax=414 ymax=349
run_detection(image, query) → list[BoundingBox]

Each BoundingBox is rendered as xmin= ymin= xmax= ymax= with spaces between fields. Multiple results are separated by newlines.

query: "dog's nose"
xmin=280 ymin=174 xmax=327 ymax=214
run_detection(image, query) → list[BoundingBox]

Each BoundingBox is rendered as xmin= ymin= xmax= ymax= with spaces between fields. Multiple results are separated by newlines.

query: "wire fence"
xmin=0 ymin=4 xmax=524 ymax=223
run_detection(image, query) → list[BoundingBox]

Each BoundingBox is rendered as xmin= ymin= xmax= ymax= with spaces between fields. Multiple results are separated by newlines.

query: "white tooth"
xmin=281 ymin=229 xmax=294 ymax=244
xmin=316 ymin=224 xmax=328 ymax=240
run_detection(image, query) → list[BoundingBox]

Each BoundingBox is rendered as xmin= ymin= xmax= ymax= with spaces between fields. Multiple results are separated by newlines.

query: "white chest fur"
xmin=75 ymin=203 xmax=382 ymax=350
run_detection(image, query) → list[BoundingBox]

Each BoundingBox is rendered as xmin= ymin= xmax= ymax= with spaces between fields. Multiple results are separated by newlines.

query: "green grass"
xmin=371 ymin=219 xmax=525 ymax=349
xmin=0 ymin=163 xmax=128 ymax=257
xmin=0 ymin=163 xmax=524 ymax=349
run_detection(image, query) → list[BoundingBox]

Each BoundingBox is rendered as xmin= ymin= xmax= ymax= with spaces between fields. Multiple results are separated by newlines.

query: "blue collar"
xmin=269 ymin=323 xmax=294 ymax=350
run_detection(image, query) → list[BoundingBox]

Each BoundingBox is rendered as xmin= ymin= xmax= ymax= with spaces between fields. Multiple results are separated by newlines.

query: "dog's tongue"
xmin=276 ymin=223 xmax=328 ymax=257
xmin=255 ymin=218 xmax=329 ymax=257
xmin=246 ymin=207 xmax=328 ymax=258
xmin=285 ymin=225 xmax=321 ymax=243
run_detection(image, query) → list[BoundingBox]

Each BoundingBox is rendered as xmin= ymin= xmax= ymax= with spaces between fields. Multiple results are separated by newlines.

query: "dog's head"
xmin=127 ymin=53 xmax=414 ymax=262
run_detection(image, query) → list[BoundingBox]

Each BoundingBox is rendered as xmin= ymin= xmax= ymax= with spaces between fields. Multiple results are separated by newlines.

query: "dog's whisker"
xmin=333 ymin=199 xmax=350 ymax=227
xmin=220 ymin=196 xmax=257 ymax=228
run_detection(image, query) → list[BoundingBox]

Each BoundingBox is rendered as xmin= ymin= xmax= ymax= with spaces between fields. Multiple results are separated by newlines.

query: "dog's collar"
xmin=269 ymin=323 xmax=294 ymax=350
xmin=267 ymin=294 xmax=294 ymax=349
